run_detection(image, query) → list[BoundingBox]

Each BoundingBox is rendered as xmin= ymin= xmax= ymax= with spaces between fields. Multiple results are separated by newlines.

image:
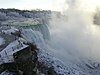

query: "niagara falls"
xmin=0 ymin=0 xmax=100 ymax=75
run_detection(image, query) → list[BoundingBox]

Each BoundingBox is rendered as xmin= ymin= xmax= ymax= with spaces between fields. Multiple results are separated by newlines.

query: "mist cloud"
xmin=49 ymin=0 xmax=100 ymax=63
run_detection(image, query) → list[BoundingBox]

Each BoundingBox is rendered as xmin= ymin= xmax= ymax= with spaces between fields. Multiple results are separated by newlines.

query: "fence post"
xmin=12 ymin=47 xmax=14 ymax=51
xmin=5 ymin=51 xmax=7 ymax=55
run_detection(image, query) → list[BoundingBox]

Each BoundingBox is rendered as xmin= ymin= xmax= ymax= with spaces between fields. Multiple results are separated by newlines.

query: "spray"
xmin=49 ymin=0 xmax=100 ymax=64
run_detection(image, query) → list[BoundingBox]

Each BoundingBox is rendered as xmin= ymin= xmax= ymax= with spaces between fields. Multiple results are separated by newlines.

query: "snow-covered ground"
xmin=1 ymin=18 xmax=42 ymax=26
xmin=0 ymin=37 xmax=5 ymax=46
xmin=0 ymin=39 xmax=28 ymax=65
xmin=1 ymin=26 xmax=19 ymax=35
xmin=0 ymin=26 xmax=29 ymax=65
xmin=0 ymin=70 xmax=14 ymax=75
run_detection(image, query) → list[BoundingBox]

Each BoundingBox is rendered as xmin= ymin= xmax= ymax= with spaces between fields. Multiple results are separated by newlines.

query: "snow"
xmin=0 ymin=37 xmax=5 ymax=46
xmin=11 ymin=18 xmax=40 ymax=25
xmin=0 ymin=39 xmax=28 ymax=65
xmin=1 ymin=18 xmax=41 ymax=26
xmin=38 ymin=49 xmax=70 ymax=75
xmin=37 ymin=49 xmax=92 ymax=75
xmin=1 ymin=26 xmax=19 ymax=35
xmin=0 ymin=70 xmax=14 ymax=75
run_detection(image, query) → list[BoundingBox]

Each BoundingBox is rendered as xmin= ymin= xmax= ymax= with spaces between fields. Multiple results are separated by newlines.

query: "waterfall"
xmin=20 ymin=24 xmax=50 ymax=40
xmin=21 ymin=29 xmax=46 ymax=49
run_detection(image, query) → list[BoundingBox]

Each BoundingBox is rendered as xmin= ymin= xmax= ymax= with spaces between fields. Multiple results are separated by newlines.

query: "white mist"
xmin=48 ymin=0 xmax=100 ymax=65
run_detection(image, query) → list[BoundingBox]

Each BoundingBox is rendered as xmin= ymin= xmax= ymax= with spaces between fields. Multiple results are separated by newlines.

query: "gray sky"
xmin=0 ymin=0 xmax=99 ymax=11
xmin=0 ymin=0 xmax=65 ymax=11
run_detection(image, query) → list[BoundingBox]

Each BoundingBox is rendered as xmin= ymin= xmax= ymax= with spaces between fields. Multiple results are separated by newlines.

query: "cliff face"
xmin=0 ymin=26 xmax=36 ymax=75
xmin=13 ymin=46 xmax=36 ymax=75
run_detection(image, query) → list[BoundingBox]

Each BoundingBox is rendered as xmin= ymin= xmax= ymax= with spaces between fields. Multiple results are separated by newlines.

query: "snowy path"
xmin=0 ymin=40 xmax=28 ymax=65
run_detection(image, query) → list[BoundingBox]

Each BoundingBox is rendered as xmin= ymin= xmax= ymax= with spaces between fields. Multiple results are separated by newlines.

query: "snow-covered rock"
xmin=1 ymin=27 xmax=19 ymax=35
xmin=0 ymin=70 xmax=14 ymax=75
xmin=0 ymin=39 xmax=28 ymax=65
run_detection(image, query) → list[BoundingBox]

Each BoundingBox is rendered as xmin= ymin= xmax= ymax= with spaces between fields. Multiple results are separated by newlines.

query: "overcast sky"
xmin=0 ymin=0 xmax=65 ymax=11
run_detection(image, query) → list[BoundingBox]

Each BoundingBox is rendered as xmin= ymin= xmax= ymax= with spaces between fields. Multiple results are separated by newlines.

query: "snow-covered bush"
xmin=22 ymin=12 xmax=34 ymax=18
xmin=0 ymin=12 xmax=8 ymax=21
xmin=7 ymin=12 xmax=22 ymax=17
